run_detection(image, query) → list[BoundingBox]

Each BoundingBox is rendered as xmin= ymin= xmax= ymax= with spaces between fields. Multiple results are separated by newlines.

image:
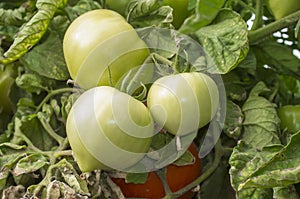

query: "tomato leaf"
xmin=241 ymin=82 xmax=281 ymax=149
xmin=125 ymin=172 xmax=148 ymax=184
xmin=195 ymin=9 xmax=249 ymax=74
xmin=179 ymin=0 xmax=225 ymax=33
xmin=13 ymin=153 xmax=48 ymax=176
xmin=238 ymin=131 xmax=300 ymax=190
xmin=127 ymin=0 xmax=173 ymax=28
xmin=253 ymin=40 xmax=300 ymax=79
xmin=0 ymin=0 xmax=67 ymax=64
xmin=229 ymin=141 xmax=282 ymax=197
xmin=20 ymin=31 xmax=69 ymax=80
xmin=223 ymin=100 xmax=243 ymax=139
xmin=273 ymin=186 xmax=299 ymax=199
xmin=15 ymin=73 xmax=49 ymax=94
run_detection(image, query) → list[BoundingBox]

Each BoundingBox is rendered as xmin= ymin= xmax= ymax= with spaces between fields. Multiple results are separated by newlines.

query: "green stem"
xmin=171 ymin=139 xmax=224 ymax=198
xmin=35 ymin=87 xmax=77 ymax=113
xmin=152 ymin=53 xmax=174 ymax=67
xmin=251 ymin=0 xmax=263 ymax=31
xmin=37 ymin=112 xmax=64 ymax=145
xmin=237 ymin=0 xmax=256 ymax=13
xmin=249 ymin=10 xmax=300 ymax=45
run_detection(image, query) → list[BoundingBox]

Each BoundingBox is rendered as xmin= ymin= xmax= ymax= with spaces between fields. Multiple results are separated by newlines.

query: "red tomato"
xmin=111 ymin=143 xmax=201 ymax=199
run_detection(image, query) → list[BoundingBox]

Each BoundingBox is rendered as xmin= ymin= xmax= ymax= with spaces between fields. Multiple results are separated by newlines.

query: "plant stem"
xmin=237 ymin=0 xmax=256 ymax=13
xmin=251 ymin=0 xmax=263 ymax=31
xmin=35 ymin=87 xmax=77 ymax=113
xmin=249 ymin=10 xmax=300 ymax=45
xmin=37 ymin=112 xmax=64 ymax=145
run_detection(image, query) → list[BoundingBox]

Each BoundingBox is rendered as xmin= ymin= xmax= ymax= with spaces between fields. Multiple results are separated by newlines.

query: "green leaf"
xmin=172 ymin=150 xmax=194 ymax=166
xmin=242 ymin=82 xmax=281 ymax=149
xmin=125 ymin=172 xmax=148 ymax=184
xmin=127 ymin=0 xmax=173 ymax=28
xmin=253 ymin=40 xmax=300 ymax=79
xmin=223 ymin=100 xmax=244 ymax=139
xmin=273 ymin=186 xmax=299 ymax=199
xmin=58 ymin=159 xmax=90 ymax=196
xmin=195 ymin=9 xmax=249 ymax=74
xmin=179 ymin=0 xmax=225 ymax=33
xmin=0 ymin=0 xmax=67 ymax=64
xmin=15 ymin=73 xmax=48 ymax=94
xmin=0 ymin=6 xmax=27 ymax=26
xmin=236 ymin=188 xmax=273 ymax=199
xmin=229 ymin=141 xmax=282 ymax=191
xmin=20 ymin=31 xmax=69 ymax=80
xmin=239 ymin=131 xmax=300 ymax=189
xmin=13 ymin=115 xmax=56 ymax=151
xmin=13 ymin=154 xmax=48 ymax=176
xmin=64 ymin=0 xmax=101 ymax=22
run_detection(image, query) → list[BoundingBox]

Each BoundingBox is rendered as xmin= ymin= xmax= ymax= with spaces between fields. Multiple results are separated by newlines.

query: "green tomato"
xmin=66 ymin=86 xmax=154 ymax=172
xmin=0 ymin=65 xmax=16 ymax=114
xmin=147 ymin=72 xmax=219 ymax=136
xmin=63 ymin=9 xmax=149 ymax=89
xmin=105 ymin=0 xmax=130 ymax=16
xmin=266 ymin=0 xmax=300 ymax=20
xmin=162 ymin=0 xmax=191 ymax=28
xmin=278 ymin=105 xmax=300 ymax=133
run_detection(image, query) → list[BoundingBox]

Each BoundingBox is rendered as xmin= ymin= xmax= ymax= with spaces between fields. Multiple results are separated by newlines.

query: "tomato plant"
xmin=105 ymin=0 xmax=130 ymax=16
xmin=266 ymin=0 xmax=300 ymax=19
xmin=63 ymin=9 xmax=149 ymax=89
xmin=278 ymin=105 xmax=300 ymax=133
xmin=147 ymin=72 xmax=219 ymax=136
xmin=111 ymin=143 xmax=201 ymax=199
xmin=66 ymin=86 xmax=154 ymax=172
xmin=0 ymin=65 xmax=16 ymax=114
xmin=162 ymin=0 xmax=191 ymax=28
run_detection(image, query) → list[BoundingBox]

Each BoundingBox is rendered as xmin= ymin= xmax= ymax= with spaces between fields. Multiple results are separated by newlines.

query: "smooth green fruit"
xmin=66 ymin=86 xmax=154 ymax=172
xmin=278 ymin=105 xmax=300 ymax=133
xmin=63 ymin=9 xmax=149 ymax=89
xmin=147 ymin=72 xmax=219 ymax=135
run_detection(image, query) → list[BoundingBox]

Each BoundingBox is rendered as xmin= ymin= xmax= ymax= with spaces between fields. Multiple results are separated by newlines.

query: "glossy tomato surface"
xmin=147 ymin=72 xmax=219 ymax=136
xmin=66 ymin=86 xmax=154 ymax=172
xmin=278 ymin=105 xmax=300 ymax=133
xmin=111 ymin=143 xmax=201 ymax=199
xmin=63 ymin=9 xmax=149 ymax=89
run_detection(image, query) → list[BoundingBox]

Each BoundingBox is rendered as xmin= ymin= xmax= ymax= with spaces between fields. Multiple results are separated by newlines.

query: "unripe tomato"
xmin=278 ymin=105 xmax=300 ymax=133
xmin=111 ymin=143 xmax=201 ymax=199
xmin=0 ymin=65 xmax=16 ymax=114
xmin=266 ymin=0 xmax=300 ymax=20
xmin=147 ymin=72 xmax=219 ymax=136
xmin=63 ymin=9 xmax=149 ymax=89
xmin=162 ymin=0 xmax=191 ymax=28
xmin=66 ymin=86 xmax=154 ymax=172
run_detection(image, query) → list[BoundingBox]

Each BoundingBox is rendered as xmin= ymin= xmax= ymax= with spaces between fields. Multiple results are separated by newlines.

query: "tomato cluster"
xmin=64 ymin=9 xmax=219 ymax=198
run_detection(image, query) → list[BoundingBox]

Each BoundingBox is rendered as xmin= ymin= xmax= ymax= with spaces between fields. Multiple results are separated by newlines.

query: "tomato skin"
xmin=63 ymin=9 xmax=149 ymax=89
xmin=0 ymin=65 xmax=16 ymax=114
xmin=66 ymin=86 xmax=154 ymax=172
xmin=278 ymin=105 xmax=300 ymax=133
xmin=147 ymin=72 xmax=219 ymax=136
xmin=266 ymin=0 xmax=300 ymax=20
xmin=162 ymin=0 xmax=191 ymax=28
xmin=111 ymin=143 xmax=201 ymax=199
